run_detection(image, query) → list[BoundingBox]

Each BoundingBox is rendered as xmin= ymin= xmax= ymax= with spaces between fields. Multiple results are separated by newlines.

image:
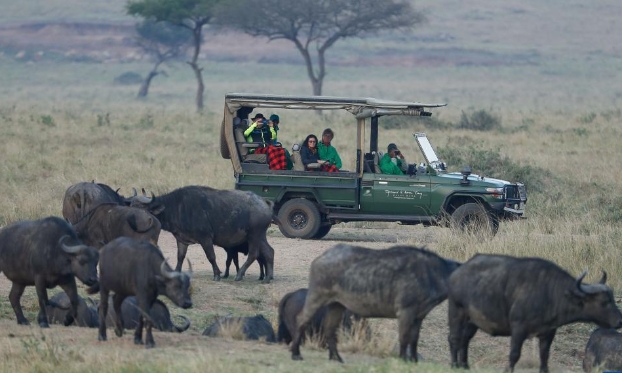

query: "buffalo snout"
xmin=84 ymin=276 xmax=98 ymax=287
xmin=181 ymin=300 xmax=193 ymax=309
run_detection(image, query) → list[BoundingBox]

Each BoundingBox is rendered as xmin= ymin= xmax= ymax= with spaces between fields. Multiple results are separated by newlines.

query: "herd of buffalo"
xmin=0 ymin=181 xmax=621 ymax=371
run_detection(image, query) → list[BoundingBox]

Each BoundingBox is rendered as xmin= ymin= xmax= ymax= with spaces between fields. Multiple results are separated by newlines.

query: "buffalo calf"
xmin=62 ymin=181 xmax=127 ymax=224
xmin=583 ymin=328 xmax=622 ymax=372
xmin=46 ymin=292 xmax=99 ymax=328
xmin=203 ymin=314 xmax=276 ymax=342
xmin=105 ymin=296 xmax=190 ymax=333
xmin=290 ymin=244 xmax=460 ymax=362
xmin=448 ymin=254 xmax=622 ymax=373
xmin=0 ymin=217 xmax=99 ymax=328
xmin=91 ymin=237 xmax=192 ymax=348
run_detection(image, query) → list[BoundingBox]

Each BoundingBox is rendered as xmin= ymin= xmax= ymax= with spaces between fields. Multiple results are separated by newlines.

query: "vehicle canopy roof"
xmin=225 ymin=93 xmax=446 ymax=119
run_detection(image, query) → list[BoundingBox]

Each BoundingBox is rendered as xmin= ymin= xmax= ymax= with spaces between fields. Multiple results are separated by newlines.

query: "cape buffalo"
xmin=203 ymin=314 xmax=276 ymax=342
xmin=46 ymin=292 xmax=99 ymax=328
xmin=290 ymin=244 xmax=460 ymax=362
xmin=278 ymin=288 xmax=365 ymax=345
xmin=90 ymin=237 xmax=192 ymax=348
xmin=62 ymin=181 xmax=127 ymax=224
xmin=72 ymin=203 xmax=161 ymax=249
xmin=105 ymin=296 xmax=190 ymax=333
xmin=447 ymin=254 xmax=622 ymax=373
xmin=130 ymin=185 xmax=275 ymax=283
xmin=583 ymin=328 xmax=622 ymax=372
xmin=0 ymin=217 xmax=99 ymax=328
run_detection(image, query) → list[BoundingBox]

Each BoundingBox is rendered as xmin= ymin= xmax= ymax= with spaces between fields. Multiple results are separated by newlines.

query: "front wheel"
xmin=277 ymin=199 xmax=321 ymax=239
xmin=311 ymin=224 xmax=332 ymax=240
xmin=450 ymin=202 xmax=499 ymax=237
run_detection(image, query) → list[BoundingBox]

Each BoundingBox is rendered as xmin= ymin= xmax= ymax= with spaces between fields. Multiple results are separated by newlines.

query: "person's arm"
xmin=300 ymin=147 xmax=315 ymax=166
xmin=379 ymin=154 xmax=403 ymax=175
xmin=269 ymin=126 xmax=277 ymax=141
xmin=332 ymin=147 xmax=342 ymax=169
xmin=243 ymin=123 xmax=257 ymax=137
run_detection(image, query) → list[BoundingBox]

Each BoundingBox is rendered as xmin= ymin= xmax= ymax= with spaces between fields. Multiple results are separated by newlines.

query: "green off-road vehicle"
xmin=220 ymin=93 xmax=527 ymax=239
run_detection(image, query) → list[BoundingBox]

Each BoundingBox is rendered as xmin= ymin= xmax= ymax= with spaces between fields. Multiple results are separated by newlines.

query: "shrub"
xmin=458 ymin=109 xmax=501 ymax=131
xmin=379 ymin=115 xmax=452 ymax=130
xmin=113 ymin=71 xmax=143 ymax=85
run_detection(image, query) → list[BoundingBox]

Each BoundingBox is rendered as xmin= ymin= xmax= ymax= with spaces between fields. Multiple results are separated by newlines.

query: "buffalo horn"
xmin=575 ymin=270 xmax=588 ymax=290
xmin=134 ymin=191 xmax=154 ymax=204
xmin=160 ymin=261 xmax=180 ymax=280
xmin=132 ymin=188 xmax=138 ymax=197
xmin=187 ymin=259 xmax=193 ymax=278
xmin=599 ymin=271 xmax=607 ymax=284
xmin=60 ymin=235 xmax=85 ymax=254
xmin=173 ymin=315 xmax=191 ymax=332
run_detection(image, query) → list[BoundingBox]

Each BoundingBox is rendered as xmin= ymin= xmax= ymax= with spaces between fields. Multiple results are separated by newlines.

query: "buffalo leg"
xmin=448 ymin=299 xmax=466 ymax=368
xmin=34 ymin=277 xmax=50 ymax=328
xmin=234 ymin=241 xmax=259 ymax=282
xmin=58 ymin=280 xmax=79 ymax=326
xmin=223 ymin=250 xmax=237 ymax=279
xmin=9 ymin=283 xmax=29 ymax=325
xmin=537 ymin=330 xmax=556 ymax=373
xmin=460 ymin=322 xmax=478 ymax=368
xmin=508 ymin=326 xmax=528 ymax=372
xmin=113 ymin=293 xmax=125 ymax=338
xmin=324 ymin=303 xmax=346 ymax=363
xmin=397 ymin=311 xmax=422 ymax=362
xmin=98 ymin=288 xmax=110 ymax=341
xmin=136 ymin=295 xmax=155 ymax=348
xmin=291 ymin=289 xmax=329 ymax=360
xmin=257 ymin=255 xmax=265 ymax=281
xmin=260 ymin=241 xmax=275 ymax=283
xmin=198 ymin=238 xmax=221 ymax=281
xmin=175 ymin=240 xmax=189 ymax=272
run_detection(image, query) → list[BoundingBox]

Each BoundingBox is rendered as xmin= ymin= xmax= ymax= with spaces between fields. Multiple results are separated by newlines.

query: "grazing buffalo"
xmin=278 ymin=288 xmax=364 ymax=345
xmin=223 ymin=242 xmax=268 ymax=281
xmin=447 ymin=254 xmax=622 ymax=373
xmin=72 ymin=203 xmax=161 ymax=249
xmin=290 ymin=244 xmax=460 ymax=362
xmin=0 ymin=217 xmax=99 ymax=328
xmin=130 ymin=185 xmax=275 ymax=283
xmin=583 ymin=328 xmax=622 ymax=372
xmin=62 ymin=181 xmax=127 ymax=224
xmin=90 ymin=237 xmax=192 ymax=348
xmin=46 ymin=292 xmax=99 ymax=328
xmin=105 ymin=296 xmax=190 ymax=333
xmin=203 ymin=314 xmax=276 ymax=342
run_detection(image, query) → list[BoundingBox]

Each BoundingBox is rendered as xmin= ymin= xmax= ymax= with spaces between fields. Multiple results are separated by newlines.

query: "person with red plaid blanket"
xmin=300 ymin=134 xmax=339 ymax=172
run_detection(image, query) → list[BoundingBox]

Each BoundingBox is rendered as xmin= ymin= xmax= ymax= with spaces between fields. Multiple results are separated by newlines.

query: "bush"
xmin=113 ymin=72 xmax=143 ymax=85
xmin=379 ymin=115 xmax=452 ymax=130
xmin=458 ymin=109 xmax=501 ymax=131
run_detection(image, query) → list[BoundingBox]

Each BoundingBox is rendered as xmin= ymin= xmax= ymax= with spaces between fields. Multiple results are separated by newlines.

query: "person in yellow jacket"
xmin=244 ymin=113 xmax=276 ymax=146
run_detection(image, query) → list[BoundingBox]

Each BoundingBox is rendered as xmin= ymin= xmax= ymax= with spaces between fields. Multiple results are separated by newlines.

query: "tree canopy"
xmin=217 ymin=0 xmax=425 ymax=96
xmin=127 ymin=0 xmax=226 ymax=110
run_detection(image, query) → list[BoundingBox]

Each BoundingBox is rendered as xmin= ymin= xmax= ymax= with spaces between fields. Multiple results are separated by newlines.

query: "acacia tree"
xmin=134 ymin=20 xmax=192 ymax=98
xmin=217 ymin=0 xmax=425 ymax=96
xmin=127 ymin=0 xmax=225 ymax=110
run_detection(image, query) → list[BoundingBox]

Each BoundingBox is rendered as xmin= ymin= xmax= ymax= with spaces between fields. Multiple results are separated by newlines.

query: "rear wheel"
xmin=450 ymin=202 xmax=499 ymax=237
xmin=277 ymin=199 xmax=321 ymax=239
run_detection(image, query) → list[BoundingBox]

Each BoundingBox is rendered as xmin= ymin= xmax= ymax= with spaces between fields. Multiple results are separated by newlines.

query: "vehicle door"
xmin=360 ymin=173 xmax=431 ymax=215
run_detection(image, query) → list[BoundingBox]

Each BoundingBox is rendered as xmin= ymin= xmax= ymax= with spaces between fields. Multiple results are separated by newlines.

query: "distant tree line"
xmin=127 ymin=0 xmax=425 ymax=111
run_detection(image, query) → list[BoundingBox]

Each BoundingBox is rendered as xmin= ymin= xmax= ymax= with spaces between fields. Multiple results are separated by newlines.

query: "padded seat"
xmin=290 ymin=143 xmax=320 ymax=171
xmin=234 ymin=127 xmax=267 ymax=164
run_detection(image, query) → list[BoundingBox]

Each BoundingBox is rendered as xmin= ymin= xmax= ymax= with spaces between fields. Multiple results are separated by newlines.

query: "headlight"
xmin=486 ymin=187 xmax=504 ymax=199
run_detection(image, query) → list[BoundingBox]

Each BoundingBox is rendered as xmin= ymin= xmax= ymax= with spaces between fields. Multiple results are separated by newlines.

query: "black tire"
xmin=450 ymin=202 xmax=499 ymax=237
xmin=220 ymin=119 xmax=230 ymax=159
xmin=312 ymin=224 xmax=332 ymax=240
xmin=277 ymin=199 xmax=321 ymax=239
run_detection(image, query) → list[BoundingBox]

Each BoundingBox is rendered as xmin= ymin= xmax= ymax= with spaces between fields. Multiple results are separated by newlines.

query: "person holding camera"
xmin=244 ymin=113 xmax=276 ymax=147
xmin=380 ymin=143 xmax=408 ymax=175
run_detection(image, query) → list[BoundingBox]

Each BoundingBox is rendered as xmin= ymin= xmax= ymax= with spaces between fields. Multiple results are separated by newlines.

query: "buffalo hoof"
xmin=17 ymin=319 xmax=30 ymax=326
xmin=145 ymin=342 xmax=155 ymax=349
xmin=134 ymin=337 xmax=143 ymax=345
xmin=114 ymin=327 xmax=123 ymax=337
xmin=98 ymin=334 xmax=107 ymax=342
xmin=39 ymin=322 xmax=50 ymax=328
xmin=222 ymin=273 xmax=229 ymax=279
xmin=213 ymin=275 xmax=221 ymax=281
xmin=291 ymin=354 xmax=303 ymax=361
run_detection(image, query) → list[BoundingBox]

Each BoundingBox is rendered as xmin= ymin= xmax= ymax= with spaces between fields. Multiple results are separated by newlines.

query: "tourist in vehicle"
xmin=301 ymin=134 xmax=338 ymax=172
xmin=269 ymin=114 xmax=293 ymax=169
xmin=318 ymin=128 xmax=342 ymax=170
xmin=244 ymin=113 xmax=275 ymax=146
xmin=380 ymin=143 xmax=408 ymax=175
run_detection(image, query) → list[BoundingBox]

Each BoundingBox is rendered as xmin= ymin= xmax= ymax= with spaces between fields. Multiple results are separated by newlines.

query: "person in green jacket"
xmin=318 ymin=128 xmax=342 ymax=170
xmin=380 ymin=143 xmax=408 ymax=175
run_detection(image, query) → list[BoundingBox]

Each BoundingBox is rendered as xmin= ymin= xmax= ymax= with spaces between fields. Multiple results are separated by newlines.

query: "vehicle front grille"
xmin=505 ymin=183 xmax=527 ymax=201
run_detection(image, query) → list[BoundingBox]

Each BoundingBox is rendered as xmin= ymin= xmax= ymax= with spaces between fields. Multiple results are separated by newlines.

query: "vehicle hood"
xmin=437 ymin=172 xmax=515 ymax=187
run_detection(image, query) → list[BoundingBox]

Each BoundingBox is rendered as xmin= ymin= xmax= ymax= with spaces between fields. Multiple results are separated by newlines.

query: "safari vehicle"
xmin=220 ymin=93 xmax=527 ymax=239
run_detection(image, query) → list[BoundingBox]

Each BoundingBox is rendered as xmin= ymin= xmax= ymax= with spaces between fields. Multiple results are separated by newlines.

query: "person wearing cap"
xmin=318 ymin=128 xmax=342 ymax=170
xmin=244 ymin=113 xmax=276 ymax=146
xmin=380 ymin=143 xmax=408 ymax=175
xmin=268 ymin=114 xmax=281 ymax=145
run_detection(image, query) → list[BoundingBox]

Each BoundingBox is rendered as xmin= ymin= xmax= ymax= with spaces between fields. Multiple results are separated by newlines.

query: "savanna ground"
xmin=1 ymin=1 xmax=622 ymax=372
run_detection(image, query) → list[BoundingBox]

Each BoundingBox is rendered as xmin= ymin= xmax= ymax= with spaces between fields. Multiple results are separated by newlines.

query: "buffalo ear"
xmin=565 ymin=288 xmax=585 ymax=306
xmin=150 ymin=204 xmax=165 ymax=215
